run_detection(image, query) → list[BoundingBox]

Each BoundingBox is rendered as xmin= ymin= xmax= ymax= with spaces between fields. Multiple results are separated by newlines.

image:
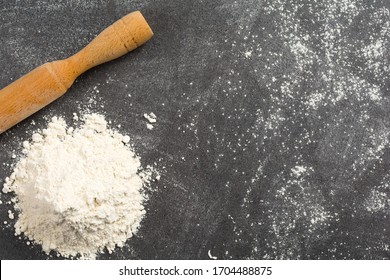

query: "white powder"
xmin=208 ymin=249 xmax=218 ymax=260
xmin=290 ymin=165 xmax=308 ymax=178
xmin=365 ymin=190 xmax=389 ymax=213
xmin=143 ymin=113 xmax=157 ymax=123
xmin=2 ymin=113 xmax=147 ymax=259
xmin=8 ymin=210 xmax=14 ymax=220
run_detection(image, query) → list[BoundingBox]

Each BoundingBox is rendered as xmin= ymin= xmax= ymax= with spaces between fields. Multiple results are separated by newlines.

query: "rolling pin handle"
xmin=70 ymin=11 xmax=153 ymax=73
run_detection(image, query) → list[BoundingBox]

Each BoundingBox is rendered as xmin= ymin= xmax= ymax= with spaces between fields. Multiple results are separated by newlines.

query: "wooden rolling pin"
xmin=0 ymin=11 xmax=153 ymax=134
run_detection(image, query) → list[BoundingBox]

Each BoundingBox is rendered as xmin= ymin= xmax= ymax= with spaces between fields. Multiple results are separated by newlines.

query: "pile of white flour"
xmin=2 ymin=114 xmax=146 ymax=259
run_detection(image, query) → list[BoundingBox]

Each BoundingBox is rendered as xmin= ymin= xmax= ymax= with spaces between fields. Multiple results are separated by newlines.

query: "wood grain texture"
xmin=0 ymin=11 xmax=153 ymax=134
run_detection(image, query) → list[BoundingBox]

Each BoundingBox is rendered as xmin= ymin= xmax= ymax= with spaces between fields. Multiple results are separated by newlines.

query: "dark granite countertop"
xmin=0 ymin=0 xmax=389 ymax=260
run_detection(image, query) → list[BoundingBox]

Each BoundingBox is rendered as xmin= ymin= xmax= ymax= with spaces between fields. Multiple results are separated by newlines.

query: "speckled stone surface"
xmin=0 ymin=0 xmax=389 ymax=260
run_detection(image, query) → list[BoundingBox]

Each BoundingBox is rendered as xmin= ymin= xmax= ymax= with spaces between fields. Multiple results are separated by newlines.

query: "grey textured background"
xmin=0 ymin=0 xmax=390 ymax=259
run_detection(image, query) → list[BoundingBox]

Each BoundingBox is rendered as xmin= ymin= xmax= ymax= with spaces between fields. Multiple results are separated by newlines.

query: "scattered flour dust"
xmin=2 ymin=113 xmax=149 ymax=259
